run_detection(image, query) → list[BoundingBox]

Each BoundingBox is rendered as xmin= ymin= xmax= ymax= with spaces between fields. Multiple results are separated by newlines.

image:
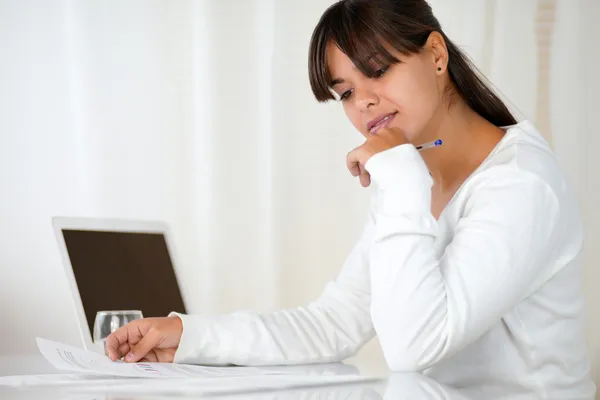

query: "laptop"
xmin=52 ymin=217 xmax=187 ymax=351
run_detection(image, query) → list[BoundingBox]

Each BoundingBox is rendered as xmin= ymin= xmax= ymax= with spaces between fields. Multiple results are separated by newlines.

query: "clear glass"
xmin=93 ymin=310 xmax=143 ymax=353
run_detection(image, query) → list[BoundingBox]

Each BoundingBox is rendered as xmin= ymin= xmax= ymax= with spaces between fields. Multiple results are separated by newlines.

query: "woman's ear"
xmin=426 ymin=31 xmax=448 ymax=74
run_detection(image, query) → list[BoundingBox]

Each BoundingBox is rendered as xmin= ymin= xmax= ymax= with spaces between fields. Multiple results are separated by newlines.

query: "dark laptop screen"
xmin=62 ymin=229 xmax=187 ymax=334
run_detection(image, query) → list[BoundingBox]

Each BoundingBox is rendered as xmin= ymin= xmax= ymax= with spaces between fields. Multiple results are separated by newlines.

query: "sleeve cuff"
xmin=364 ymin=144 xmax=433 ymax=214
xmin=169 ymin=312 xmax=211 ymax=364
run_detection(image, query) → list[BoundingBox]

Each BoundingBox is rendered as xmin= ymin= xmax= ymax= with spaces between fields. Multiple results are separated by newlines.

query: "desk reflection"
xmin=2 ymin=363 xmax=545 ymax=400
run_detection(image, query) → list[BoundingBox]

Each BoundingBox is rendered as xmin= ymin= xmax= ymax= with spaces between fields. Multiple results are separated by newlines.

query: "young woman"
xmin=106 ymin=0 xmax=595 ymax=397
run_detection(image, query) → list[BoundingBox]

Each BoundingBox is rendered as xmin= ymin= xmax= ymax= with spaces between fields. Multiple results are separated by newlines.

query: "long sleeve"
xmin=170 ymin=198 xmax=377 ymax=366
xmin=363 ymin=144 xmax=562 ymax=372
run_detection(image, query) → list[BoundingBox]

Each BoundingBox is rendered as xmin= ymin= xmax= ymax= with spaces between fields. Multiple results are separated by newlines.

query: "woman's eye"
xmin=373 ymin=66 xmax=389 ymax=78
xmin=340 ymin=89 xmax=354 ymax=101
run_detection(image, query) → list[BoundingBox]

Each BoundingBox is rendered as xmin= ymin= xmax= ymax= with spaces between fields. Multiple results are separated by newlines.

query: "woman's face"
xmin=327 ymin=36 xmax=445 ymax=142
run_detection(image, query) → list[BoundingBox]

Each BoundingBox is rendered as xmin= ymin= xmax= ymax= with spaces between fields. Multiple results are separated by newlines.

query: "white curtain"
xmin=1 ymin=0 xmax=599 ymax=384
xmin=0 ymin=0 xmax=368 ymax=355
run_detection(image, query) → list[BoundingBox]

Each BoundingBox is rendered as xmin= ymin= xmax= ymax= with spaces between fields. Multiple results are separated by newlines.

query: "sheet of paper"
xmin=36 ymin=338 xmax=293 ymax=379
xmin=1 ymin=339 xmax=379 ymax=396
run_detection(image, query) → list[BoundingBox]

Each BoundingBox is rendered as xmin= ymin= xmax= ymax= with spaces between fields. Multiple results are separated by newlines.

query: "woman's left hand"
xmin=346 ymin=127 xmax=409 ymax=187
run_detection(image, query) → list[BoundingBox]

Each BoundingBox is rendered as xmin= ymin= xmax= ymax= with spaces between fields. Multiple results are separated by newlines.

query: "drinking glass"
xmin=93 ymin=310 xmax=143 ymax=354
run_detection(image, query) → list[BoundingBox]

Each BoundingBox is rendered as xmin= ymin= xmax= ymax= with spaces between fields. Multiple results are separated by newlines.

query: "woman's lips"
xmin=369 ymin=112 xmax=397 ymax=135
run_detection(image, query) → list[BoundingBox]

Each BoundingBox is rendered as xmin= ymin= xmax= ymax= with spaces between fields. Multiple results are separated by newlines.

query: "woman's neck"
xmin=417 ymin=102 xmax=506 ymax=193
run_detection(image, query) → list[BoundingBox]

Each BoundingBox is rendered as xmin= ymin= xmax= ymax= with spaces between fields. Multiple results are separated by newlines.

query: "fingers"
xmin=105 ymin=320 xmax=145 ymax=361
xmin=348 ymin=147 xmax=371 ymax=187
xmin=347 ymin=146 xmax=366 ymax=177
xmin=141 ymin=350 xmax=158 ymax=363
xmin=346 ymin=130 xmax=409 ymax=187
xmin=136 ymin=348 xmax=174 ymax=363
xmin=346 ymin=156 xmax=360 ymax=177
xmin=358 ymin=164 xmax=371 ymax=187
xmin=106 ymin=317 xmax=181 ymax=363
xmin=106 ymin=325 xmax=130 ymax=361
xmin=124 ymin=329 xmax=162 ymax=363
xmin=118 ymin=342 xmax=130 ymax=359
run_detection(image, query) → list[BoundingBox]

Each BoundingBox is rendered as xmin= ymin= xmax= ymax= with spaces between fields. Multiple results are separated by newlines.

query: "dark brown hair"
xmin=308 ymin=0 xmax=517 ymax=127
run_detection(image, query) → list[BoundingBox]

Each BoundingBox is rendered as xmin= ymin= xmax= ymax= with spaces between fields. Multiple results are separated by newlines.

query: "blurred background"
xmin=1 ymin=0 xmax=599 ymax=386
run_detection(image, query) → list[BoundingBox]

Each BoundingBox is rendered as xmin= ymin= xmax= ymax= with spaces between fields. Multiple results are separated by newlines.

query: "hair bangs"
xmin=309 ymin=1 xmax=421 ymax=102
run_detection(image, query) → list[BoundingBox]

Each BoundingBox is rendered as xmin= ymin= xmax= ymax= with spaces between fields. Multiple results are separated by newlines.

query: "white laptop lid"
xmin=52 ymin=217 xmax=187 ymax=350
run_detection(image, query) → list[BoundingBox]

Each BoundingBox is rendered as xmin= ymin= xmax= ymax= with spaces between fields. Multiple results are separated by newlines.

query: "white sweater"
xmin=172 ymin=121 xmax=595 ymax=399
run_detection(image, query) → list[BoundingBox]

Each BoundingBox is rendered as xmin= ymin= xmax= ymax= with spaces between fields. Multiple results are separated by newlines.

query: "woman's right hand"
xmin=105 ymin=316 xmax=183 ymax=363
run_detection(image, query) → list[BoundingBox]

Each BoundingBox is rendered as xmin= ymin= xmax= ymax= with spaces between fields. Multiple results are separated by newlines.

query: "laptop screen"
xmin=61 ymin=229 xmax=187 ymax=334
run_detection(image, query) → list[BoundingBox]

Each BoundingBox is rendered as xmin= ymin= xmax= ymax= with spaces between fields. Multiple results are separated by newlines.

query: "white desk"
xmin=0 ymin=354 xmax=535 ymax=399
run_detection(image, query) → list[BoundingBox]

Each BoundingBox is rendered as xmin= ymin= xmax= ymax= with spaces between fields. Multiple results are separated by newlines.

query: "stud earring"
xmin=437 ymin=67 xmax=442 ymax=71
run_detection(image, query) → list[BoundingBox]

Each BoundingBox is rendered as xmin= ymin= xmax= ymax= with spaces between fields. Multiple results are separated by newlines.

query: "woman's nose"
xmin=354 ymin=87 xmax=379 ymax=112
